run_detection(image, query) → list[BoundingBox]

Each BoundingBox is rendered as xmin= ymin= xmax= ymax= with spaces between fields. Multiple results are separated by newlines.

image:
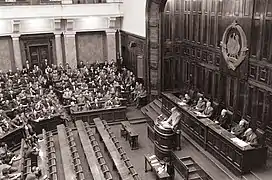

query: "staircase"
xmin=141 ymin=99 xmax=167 ymax=120
xmin=179 ymin=156 xmax=212 ymax=180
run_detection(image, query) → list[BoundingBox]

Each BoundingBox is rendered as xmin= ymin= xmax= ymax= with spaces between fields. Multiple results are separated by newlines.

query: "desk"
xmin=144 ymin=154 xmax=170 ymax=180
xmin=75 ymin=120 xmax=105 ymax=180
xmin=71 ymin=106 xmax=126 ymax=124
xmin=0 ymin=127 xmax=24 ymax=150
xmin=120 ymin=121 xmax=139 ymax=150
xmin=161 ymin=92 xmax=267 ymax=174
xmin=93 ymin=118 xmax=134 ymax=180
xmin=31 ymin=115 xmax=62 ymax=134
xmin=57 ymin=125 xmax=77 ymax=180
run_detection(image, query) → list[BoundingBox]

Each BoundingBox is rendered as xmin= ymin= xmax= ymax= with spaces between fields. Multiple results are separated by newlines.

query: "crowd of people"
xmin=179 ymin=92 xmax=259 ymax=146
xmin=0 ymin=59 xmax=147 ymax=179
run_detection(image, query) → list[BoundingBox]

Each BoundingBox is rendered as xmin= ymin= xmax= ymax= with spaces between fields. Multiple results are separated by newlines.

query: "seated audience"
xmin=231 ymin=119 xmax=247 ymax=138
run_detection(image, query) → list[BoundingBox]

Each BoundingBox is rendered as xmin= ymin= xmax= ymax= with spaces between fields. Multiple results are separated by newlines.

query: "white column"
xmin=106 ymin=29 xmax=117 ymax=62
xmin=12 ymin=34 xmax=22 ymax=69
xmin=63 ymin=32 xmax=77 ymax=69
xmin=54 ymin=33 xmax=63 ymax=66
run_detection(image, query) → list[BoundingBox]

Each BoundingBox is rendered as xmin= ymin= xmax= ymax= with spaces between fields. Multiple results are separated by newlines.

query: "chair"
xmin=104 ymin=171 xmax=113 ymax=180
xmin=256 ymin=128 xmax=266 ymax=147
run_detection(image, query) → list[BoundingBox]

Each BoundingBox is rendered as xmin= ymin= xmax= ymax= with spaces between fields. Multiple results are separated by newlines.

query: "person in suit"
xmin=196 ymin=101 xmax=213 ymax=118
xmin=180 ymin=93 xmax=191 ymax=105
xmin=231 ymin=119 xmax=247 ymax=138
xmin=160 ymin=107 xmax=181 ymax=130
xmin=243 ymin=128 xmax=258 ymax=146
xmin=192 ymin=97 xmax=206 ymax=112
xmin=215 ymin=109 xmax=231 ymax=130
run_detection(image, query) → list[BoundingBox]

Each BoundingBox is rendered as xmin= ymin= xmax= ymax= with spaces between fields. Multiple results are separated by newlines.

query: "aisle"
xmin=72 ymin=130 xmax=94 ymax=180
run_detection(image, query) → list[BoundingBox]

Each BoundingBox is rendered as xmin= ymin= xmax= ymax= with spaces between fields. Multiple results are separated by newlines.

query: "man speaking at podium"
xmin=156 ymin=107 xmax=181 ymax=131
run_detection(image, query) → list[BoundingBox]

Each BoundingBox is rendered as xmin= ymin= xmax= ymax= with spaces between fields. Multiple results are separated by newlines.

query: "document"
xmin=178 ymin=102 xmax=186 ymax=106
xmin=231 ymin=137 xmax=249 ymax=147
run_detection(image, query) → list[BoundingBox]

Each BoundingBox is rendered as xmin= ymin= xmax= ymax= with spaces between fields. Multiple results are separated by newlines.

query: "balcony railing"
xmin=0 ymin=0 xmax=122 ymax=5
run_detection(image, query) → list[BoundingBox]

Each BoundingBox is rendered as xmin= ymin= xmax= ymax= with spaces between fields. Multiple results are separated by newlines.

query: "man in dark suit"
xmin=231 ymin=119 xmax=247 ymax=138
xmin=196 ymin=101 xmax=213 ymax=118
xmin=215 ymin=109 xmax=231 ymax=130
xmin=243 ymin=128 xmax=258 ymax=146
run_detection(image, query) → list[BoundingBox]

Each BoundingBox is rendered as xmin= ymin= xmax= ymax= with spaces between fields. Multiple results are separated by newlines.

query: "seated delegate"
xmin=195 ymin=101 xmax=213 ymax=118
xmin=192 ymin=97 xmax=205 ymax=112
xmin=242 ymin=128 xmax=258 ymax=146
xmin=179 ymin=93 xmax=191 ymax=105
xmin=215 ymin=109 xmax=231 ymax=130
xmin=231 ymin=119 xmax=247 ymax=139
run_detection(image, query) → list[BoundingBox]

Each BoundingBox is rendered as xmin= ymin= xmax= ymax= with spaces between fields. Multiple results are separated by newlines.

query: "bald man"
xmin=243 ymin=128 xmax=258 ymax=146
xmin=160 ymin=107 xmax=181 ymax=130
xmin=215 ymin=109 xmax=230 ymax=130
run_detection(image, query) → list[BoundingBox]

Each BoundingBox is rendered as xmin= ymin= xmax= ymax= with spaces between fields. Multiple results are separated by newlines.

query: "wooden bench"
xmin=57 ymin=124 xmax=77 ymax=180
xmin=76 ymin=120 xmax=107 ymax=180
xmin=93 ymin=118 xmax=135 ymax=180
xmin=120 ymin=121 xmax=139 ymax=150
xmin=71 ymin=106 xmax=127 ymax=125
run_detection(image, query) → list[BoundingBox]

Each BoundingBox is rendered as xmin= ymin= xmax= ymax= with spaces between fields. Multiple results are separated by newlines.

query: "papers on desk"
xmin=193 ymin=111 xmax=202 ymax=116
xmin=149 ymin=155 xmax=156 ymax=160
xmin=178 ymin=102 xmax=186 ymax=106
xmin=231 ymin=137 xmax=249 ymax=147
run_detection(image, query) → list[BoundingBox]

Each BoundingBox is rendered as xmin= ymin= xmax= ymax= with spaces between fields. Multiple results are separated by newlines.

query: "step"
xmin=153 ymin=99 xmax=162 ymax=109
xmin=181 ymin=157 xmax=195 ymax=167
xmin=145 ymin=104 xmax=160 ymax=116
xmin=188 ymin=172 xmax=202 ymax=180
xmin=149 ymin=102 xmax=163 ymax=115
xmin=188 ymin=165 xmax=200 ymax=173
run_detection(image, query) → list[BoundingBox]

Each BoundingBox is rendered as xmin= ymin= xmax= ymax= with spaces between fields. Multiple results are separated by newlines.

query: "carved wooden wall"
xmin=120 ymin=30 xmax=146 ymax=84
xmin=159 ymin=0 xmax=272 ymax=145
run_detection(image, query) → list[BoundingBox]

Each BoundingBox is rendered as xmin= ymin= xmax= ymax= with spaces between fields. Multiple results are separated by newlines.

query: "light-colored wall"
xmin=76 ymin=32 xmax=106 ymax=64
xmin=0 ymin=37 xmax=13 ymax=71
xmin=121 ymin=0 xmax=146 ymax=37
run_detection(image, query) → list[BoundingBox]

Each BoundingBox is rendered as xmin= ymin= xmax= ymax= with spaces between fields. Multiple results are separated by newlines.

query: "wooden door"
xmin=29 ymin=45 xmax=49 ymax=68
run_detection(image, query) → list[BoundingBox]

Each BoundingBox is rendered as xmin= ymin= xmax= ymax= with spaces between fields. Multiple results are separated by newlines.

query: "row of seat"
xmin=101 ymin=120 xmax=141 ymax=180
xmin=65 ymin=128 xmax=85 ymax=180
xmin=44 ymin=130 xmax=58 ymax=180
xmin=84 ymin=122 xmax=113 ymax=180
xmin=17 ymin=139 xmax=25 ymax=180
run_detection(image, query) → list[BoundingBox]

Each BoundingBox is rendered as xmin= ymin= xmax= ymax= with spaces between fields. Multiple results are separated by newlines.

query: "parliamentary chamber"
xmin=146 ymin=0 xmax=272 ymax=148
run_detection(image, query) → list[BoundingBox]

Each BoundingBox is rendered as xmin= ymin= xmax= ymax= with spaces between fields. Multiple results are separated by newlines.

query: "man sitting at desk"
xmin=104 ymin=98 xmax=114 ymax=108
xmin=196 ymin=101 xmax=213 ymax=118
xmin=242 ymin=128 xmax=258 ymax=146
xmin=179 ymin=94 xmax=191 ymax=105
xmin=70 ymin=102 xmax=78 ymax=113
xmin=231 ymin=119 xmax=247 ymax=138
xmin=157 ymin=107 xmax=181 ymax=130
xmin=215 ymin=109 xmax=230 ymax=130
xmin=192 ymin=97 xmax=205 ymax=112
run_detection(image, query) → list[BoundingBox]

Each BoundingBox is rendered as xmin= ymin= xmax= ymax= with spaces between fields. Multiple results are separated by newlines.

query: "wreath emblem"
xmin=220 ymin=21 xmax=248 ymax=71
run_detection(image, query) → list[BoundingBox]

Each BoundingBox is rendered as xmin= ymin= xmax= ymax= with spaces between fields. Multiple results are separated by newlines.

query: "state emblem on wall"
xmin=220 ymin=21 xmax=248 ymax=71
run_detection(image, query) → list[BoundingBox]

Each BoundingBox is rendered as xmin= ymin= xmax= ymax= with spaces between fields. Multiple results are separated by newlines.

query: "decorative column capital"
xmin=12 ymin=20 xmax=20 ymax=33
xmin=54 ymin=19 xmax=62 ymax=31
xmin=106 ymin=29 xmax=117 ymax=34
xmin=108 ymin=17 xmax=117 ymax=29
xmin=66 ymin=19 xmax=75 ymax=31
xmin=11 ymin=34 xmax=20 ymax=39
